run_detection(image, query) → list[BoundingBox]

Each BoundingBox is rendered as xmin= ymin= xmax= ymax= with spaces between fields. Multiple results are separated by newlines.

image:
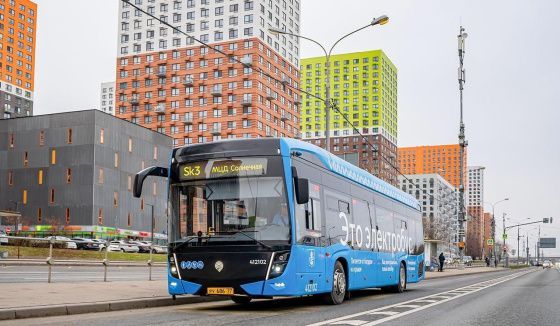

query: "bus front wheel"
xmin=230 ymin=296 xmax=252 ymax=304
xmin=324 ymin=260 xmax=346 ymax=305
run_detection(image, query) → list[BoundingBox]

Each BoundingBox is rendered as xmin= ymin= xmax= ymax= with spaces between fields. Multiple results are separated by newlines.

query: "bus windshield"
xmin=170 ymin=176 xmax=290 ymax=246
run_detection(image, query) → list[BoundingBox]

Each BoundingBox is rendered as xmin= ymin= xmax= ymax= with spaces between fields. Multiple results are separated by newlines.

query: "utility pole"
xmin=537 ymin=226 xmax=541 ymax=264
xmin=526 ymin=231 xmax=530 ymax=266
xmin=457 ymin=26 xmax=468 ymax=269
xmin=517 ymin=227 xmax=520 ymax=265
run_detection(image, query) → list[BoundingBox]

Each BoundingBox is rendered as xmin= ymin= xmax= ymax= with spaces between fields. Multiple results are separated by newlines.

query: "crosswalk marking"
xmin=367 ymin=311 xmax=399 ymax=316
xmin=395 ymin=305 xmax=421 ymax=309
xmin=331 ymin=321 xmax=369 ymax=325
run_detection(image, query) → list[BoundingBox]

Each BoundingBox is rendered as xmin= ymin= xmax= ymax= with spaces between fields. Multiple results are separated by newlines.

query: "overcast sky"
xmin=32 ymin=0 xmax=560 ymax=256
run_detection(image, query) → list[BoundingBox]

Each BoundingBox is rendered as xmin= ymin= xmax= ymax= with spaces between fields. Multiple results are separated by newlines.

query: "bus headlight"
xmin=269 ymin=252 xmax=290 ymax=278
xmin=169 ymin=257 xmax=179 ymax=278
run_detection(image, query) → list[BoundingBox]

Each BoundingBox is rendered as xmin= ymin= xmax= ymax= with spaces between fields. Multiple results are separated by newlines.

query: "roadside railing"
xmin=0 ymin=236 xmax=166 ymax=283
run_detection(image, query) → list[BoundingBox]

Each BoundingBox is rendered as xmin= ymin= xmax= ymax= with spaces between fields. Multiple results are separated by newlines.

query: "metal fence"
xmin=0 ymin=236 xmax=166 ymax=283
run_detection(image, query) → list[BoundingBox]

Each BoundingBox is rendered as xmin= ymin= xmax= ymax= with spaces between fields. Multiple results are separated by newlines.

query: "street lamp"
xmin=485 ymin=198 xmax=509 ymax=267
xmin=269 ymin=15 xmax=389 ymax=151
xmin=144 ymin=203 xmax=155 ymax=281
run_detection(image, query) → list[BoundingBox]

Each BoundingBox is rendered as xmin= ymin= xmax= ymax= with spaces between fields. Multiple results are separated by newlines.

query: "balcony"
xmin=240 ymin=57 xmax=252 ymax=67
xmin=156 ymin=70 xmax=167 ymax=78
xmin=280 ymin=116 xmax=289 ymax=122
xmin=294 ymin=98 xmax=302 ymax=105
xmin=211 ymin=88 xmax=222 ymax=96
xmin=155 ymin=105 xmax=166 ymax=114
xmin=183 ymin=116 xmax=193 ymax=124
xmin=183 ymin=77 xmax=194 ymax=86
xmin=241 ymin=99 xmax=252 ymax=107
xmin=266 ymin=92 xmax=275 ymax=100
xmin=129 ymin=98 xmax=139 ymax=105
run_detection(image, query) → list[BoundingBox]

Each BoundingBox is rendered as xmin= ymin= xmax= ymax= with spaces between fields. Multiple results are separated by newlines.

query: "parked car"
xmin=91 ymin=239 xmax=107 ymax=251
xmin=462 ymin=256 xmax=473 ymax=266
xmin=45 ymin=236 xmax=77 ymax=249
xmin=0 ymin=230 xmax=7 ymax=245
xmin=543 ymin=260 xmax=553 ymax=269
xmin=107 ymin=240 xmax=139 ymax=253
xmin=130 ymin=241 xmax=152 ymax=253
xmin=151 ymin=243 xmax=168 ymax=254
xmin=71 ymin=238 xmax=100 ymax=251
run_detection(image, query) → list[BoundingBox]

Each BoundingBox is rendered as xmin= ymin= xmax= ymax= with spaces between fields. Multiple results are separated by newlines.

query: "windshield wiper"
xmin=233 ymin=230 xmax=272 ymax=250
xmin=172 ymin=234 xmax=225 ymax=251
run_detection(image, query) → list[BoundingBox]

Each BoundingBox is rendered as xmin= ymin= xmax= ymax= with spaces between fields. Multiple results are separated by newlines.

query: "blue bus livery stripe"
xmin=279 ymin=138 xmax=421 ymax=211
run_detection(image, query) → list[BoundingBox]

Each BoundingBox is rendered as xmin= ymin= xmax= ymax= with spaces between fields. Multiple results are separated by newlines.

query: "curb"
xmin=425 ymin=268 xmax=508 ymax=280
xmin=0 ymin=295 xmax=226 ymax=321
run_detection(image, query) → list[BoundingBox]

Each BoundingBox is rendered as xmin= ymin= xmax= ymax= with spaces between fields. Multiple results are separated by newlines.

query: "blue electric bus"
xmin=134 ymin=138 xmax=424 ymax=304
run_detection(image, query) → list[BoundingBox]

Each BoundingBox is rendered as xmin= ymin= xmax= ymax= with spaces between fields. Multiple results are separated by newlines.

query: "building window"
xmin=128 ymin=175 xmax=132 ymax=191
xmin=49 ymin=189 xmax=55 ymax=204
xmin=114 ymin=192 xmax=119 ymax=207
xmin=152 ymin=181 xmax=157 ymax=196
xmin=37 ymin=208 xmax=42 ymax=223
xmin=23 ymin=151 xmax=29 ymax=166
xmin=114 ymin=152 xmax=119 ymax=168
xmin=65 ymin=208 xmax=71 ymax=224
xmin=140 ymin=198 xmax=144 ymax=210
xmin=22 ymin=190 xmax=28 ymax=204
xmin=100 ymin=128 xmax=105 ymax=144
xmin=128 ymin=137 xmax=133 ymax=152
xmin=98 ymin=208 xmax=104 ymax=225
xmin=66 ymin=169 xmax=72 ymax=183
xmin=8 ymin=171 xmax=14 ymax=186
xmin=67 ymin=128 xmax=73 ymax=144
xmin=127 ymin=213 xmax=132 ymax=227
xmin=9 ymin=133 xmax=15 ymax=148
xmin=39 ymin=130 xmax=45 ymax=146
xmin=98 ymin=168 xmax=104 ymax=184
xmin=51 ymin=149 xmax=56 ymax=165
xmin=153 ymin=146 xmax=158 ymax=160
xmin=38 ymin=170 xmax=43 ymax=185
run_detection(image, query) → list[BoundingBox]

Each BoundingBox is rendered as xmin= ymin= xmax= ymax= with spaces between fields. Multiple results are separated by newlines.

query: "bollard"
xmin=103 ymin=245 xmax=109 ymax=282
xmin=47 ymin=238 xmax=54 ymax=283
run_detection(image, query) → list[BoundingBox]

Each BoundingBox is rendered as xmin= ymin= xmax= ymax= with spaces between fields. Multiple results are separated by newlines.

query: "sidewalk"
xmin=0 ymin=280 xmax=221 ymax=320
xmin=426 ymin=266 xmax=506 ymax=279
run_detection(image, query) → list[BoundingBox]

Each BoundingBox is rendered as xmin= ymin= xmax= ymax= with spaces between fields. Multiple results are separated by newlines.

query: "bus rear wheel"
xmin=230 ymin=296 xmax=252 ymax=304
xmin=386 ymin=262 xmax=406 ymax=293
xmin=324 ymin=260 xmax=346 ymax=305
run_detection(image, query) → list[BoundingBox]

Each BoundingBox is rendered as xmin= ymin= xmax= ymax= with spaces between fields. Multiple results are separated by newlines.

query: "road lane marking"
xmin=395 ymin=305 xmax=420 ymax=308
xmin=308 ymin=270 xmax=533 ymax=326
xmin=331 ymin=321 xmax=368 ymax=325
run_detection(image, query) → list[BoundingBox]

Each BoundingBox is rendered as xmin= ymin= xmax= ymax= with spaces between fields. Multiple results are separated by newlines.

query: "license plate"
xmin=207 ymin=287 xmax=234 ymax=295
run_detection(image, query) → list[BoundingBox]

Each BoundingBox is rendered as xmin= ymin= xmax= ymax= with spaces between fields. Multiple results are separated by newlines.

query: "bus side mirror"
xmin=295 ymin=177 xmax=309 ymax=205
xmin=133 ymin=166 xmax=168 ymax=198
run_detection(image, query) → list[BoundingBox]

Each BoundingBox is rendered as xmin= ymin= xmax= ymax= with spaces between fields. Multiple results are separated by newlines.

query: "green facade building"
xmin=300 ymin=50 xmax=398 ymax=145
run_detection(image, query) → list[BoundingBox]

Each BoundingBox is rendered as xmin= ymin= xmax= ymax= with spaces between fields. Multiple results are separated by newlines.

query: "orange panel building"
xmin=397 ymin=144 xmax=467 ymax=189
xmin=483 ymin=212 xmax=493 ymax=258
xmin=0 ymin=0 xmax=37 ymax=119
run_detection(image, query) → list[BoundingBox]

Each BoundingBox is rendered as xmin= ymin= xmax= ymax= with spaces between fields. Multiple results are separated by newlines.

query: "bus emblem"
xmin=309 ymin=250 xmax=315 ymax=268
xmin=215 ymin=260 xmax=224 ymax=272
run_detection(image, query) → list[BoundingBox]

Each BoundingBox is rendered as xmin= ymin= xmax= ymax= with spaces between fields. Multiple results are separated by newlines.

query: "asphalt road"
xmin=2 ymin=267 xmax=558 ymax=326
xmin=0 ymin=265 xmax=167 ymax=283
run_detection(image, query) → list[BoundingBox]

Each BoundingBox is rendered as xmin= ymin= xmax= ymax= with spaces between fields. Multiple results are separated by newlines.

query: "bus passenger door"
xmin=294 ymin=184 xmax=325 ymax=295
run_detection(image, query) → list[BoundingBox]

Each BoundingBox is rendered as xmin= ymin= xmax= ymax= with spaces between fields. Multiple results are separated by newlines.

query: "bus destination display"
xmin=179 ymin=158 xmax=268 ymax=180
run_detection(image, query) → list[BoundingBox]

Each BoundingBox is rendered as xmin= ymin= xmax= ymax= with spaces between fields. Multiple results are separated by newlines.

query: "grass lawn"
xmin=0 ymin=245 xmax=167 ymax=262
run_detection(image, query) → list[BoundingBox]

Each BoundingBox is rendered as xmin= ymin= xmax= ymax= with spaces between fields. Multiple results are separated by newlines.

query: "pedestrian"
xmin=438 ymin=252 xmax=445 ymax=272
xmin=485 ymin=256 xmax=490 ymax=267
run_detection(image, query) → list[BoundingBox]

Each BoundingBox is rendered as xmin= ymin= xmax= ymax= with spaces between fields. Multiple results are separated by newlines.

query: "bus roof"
xmin=279 ymin=138 xmax=421 ymax=211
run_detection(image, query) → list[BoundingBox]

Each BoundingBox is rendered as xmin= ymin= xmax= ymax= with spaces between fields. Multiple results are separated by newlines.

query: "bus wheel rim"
xmin=334 ymin=269 xmax=345 ymax=296
xmin=400 ymin=266 xmax=405 ymax=288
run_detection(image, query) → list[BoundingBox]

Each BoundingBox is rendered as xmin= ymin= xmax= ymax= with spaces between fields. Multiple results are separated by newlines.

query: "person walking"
xmin=438 ymin=252 xmax=445 ymax=272
xmin=485 ymin=256 xmax=490 ymax=267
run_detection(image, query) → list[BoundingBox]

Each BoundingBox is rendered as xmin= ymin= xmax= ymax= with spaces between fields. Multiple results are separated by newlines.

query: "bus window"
xmin=352 ymin=199 xmax=372 ymax=250
xmin=295 ymin=196 xmax=322 ymax=246
xmin=324 ymin=191 xmax=353 ymax=247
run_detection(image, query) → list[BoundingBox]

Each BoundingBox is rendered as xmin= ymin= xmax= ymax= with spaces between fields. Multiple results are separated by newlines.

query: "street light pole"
xmin=269 ymin=15 xmax=389 ymax=151
xmin=485 ymin=198 xmax=509 ymax=267
xmin=145 ymin=203 xmax=155 ymax=281
xmin=457 ymin=27 xmax=468 ymax=268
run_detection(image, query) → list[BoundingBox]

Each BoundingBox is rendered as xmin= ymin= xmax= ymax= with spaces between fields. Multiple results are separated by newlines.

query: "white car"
xmin=46 ymin=236 xmax=77 ymax=249
xmin=543 ymin=260 xmax=553 ymax=269
xmin=0 ymin=230 xmax=8 ymax=245
xmin=107 ymin=241 xmax=140 ymax=253
xmin=91 ymin=239 xmax=107 ymax=251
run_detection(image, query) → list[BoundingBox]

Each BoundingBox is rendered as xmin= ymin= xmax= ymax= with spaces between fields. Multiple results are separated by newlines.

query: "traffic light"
xmin=543 ymin=217 xmax=553 ymax=224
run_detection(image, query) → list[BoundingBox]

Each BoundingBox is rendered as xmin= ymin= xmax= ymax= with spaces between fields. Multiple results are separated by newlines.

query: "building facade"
xmin=115 ymin=0 xmax=302 ymax=147
xmin=466 ymin=166 xmax=485 ymax=258
xmin=483 ymin=212 xmax=492 ymax=257
xmin=0 ymin=0 xmax=37 ymax=119
xmin=300 ymin=50 xmax=398 ymax=185
xmin=398 ymin=144 xmax=467 ymax=189
xmin=0 ymin=110 xmax=172 ymax=238
xmin=99 ymin=81 xmax=116 ymax=115
xmin=399 ymin=173 xmax=458 ymax=243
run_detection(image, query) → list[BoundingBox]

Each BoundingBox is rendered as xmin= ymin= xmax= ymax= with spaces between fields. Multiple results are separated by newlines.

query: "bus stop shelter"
xmin=0 ymin=210 xmax=21 ymax=233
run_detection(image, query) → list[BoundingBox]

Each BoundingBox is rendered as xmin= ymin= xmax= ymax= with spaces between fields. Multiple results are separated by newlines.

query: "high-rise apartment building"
xmin=301 ymin=50 xmax=398 ymax=185
xmin=398 ymin=144 xmax=467 ymax=189
xmin=466 ymin=166 xmax=485 ymax=258
xmin=115 ymin=0 xmax=302 ymax=147
xmin=99 ymin=82 xmax=116 ymax=115
xmin=399 ymin=173 xmax=458 ymax=243
xmin=0 ymin=0 xmax=37 ymax=119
